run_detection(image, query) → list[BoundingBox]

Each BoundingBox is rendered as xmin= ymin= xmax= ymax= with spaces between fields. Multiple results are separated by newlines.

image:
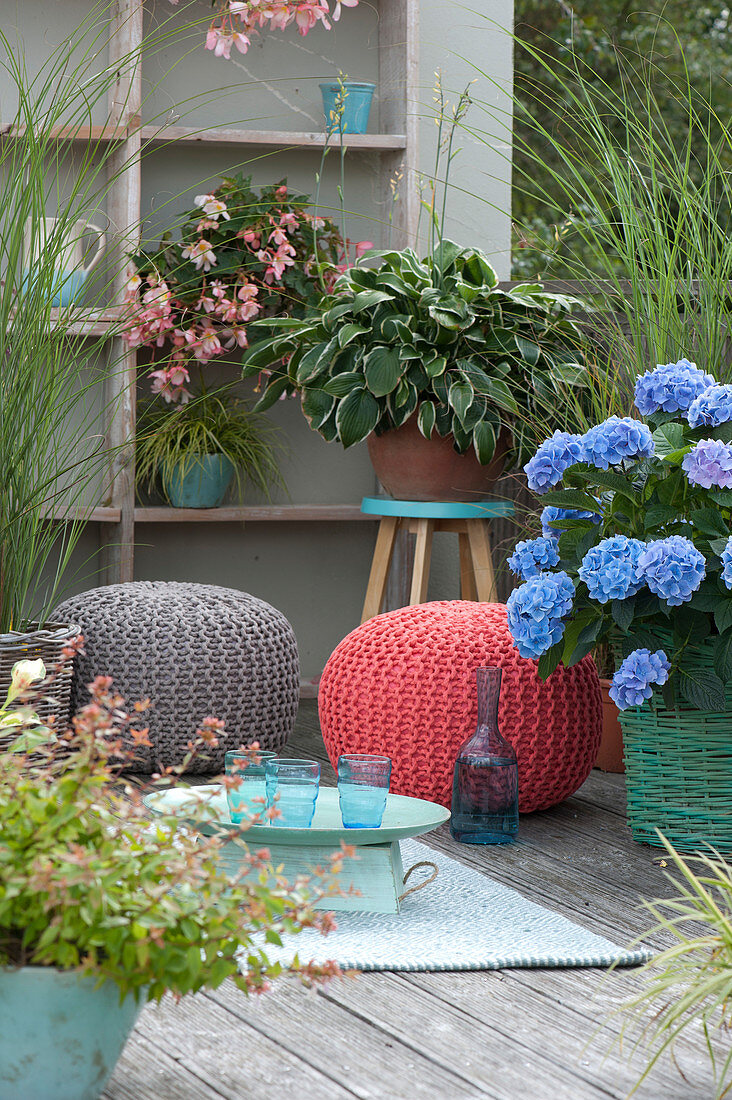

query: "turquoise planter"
xmin=320 ymin=82 xmax=375 ymax=134
xmin=161 ymin=454 xmax=235 ymax=508
xmin=0 ymin=967 xmax=142 ymax=1100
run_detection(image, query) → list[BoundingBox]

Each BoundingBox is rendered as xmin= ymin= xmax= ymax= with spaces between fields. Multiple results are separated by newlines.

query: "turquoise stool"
xmin=360 ymin=497 xmax=515 ymax=623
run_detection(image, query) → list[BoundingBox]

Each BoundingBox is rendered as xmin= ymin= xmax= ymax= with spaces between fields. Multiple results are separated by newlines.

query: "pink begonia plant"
xmin=124 ymin=175 xmax=369 ymax=403
xmin=167 ymin=0 xmax=359 ymax=59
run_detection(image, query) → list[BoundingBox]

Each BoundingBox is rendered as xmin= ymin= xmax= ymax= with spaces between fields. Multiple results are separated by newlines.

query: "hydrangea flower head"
xmin=637 ymin=536 xmax=706 ymax=606
xmin=682 ymin=439 xmax=732 ymax=489
xmin=578 ymin=536 xmax=646 ymax=603
xmin=506 ymin=571 xmax=575 ymax=659
xmin=523 ymin=431 xmax=584 ymax=494
xmin=686 ymin=384 xmax=732 ymax=428
xmin=581 ymin=417 xmax=654 ymax=470
xmin=634 ymin=359 xmax=715 ymax=415
xmin=609 ymin=649 xmax=671 ymax=709
xmin=508 ymin=537 xmax=560 ymax=580
xmin=541 ymin=505 xmax=602 ymax=538
xmin=721 ymin=536 xmax=732 ymax=590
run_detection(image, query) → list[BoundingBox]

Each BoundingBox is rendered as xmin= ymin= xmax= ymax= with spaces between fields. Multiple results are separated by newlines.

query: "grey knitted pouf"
xmin=54 ymin=582 xmax=299 ymax=772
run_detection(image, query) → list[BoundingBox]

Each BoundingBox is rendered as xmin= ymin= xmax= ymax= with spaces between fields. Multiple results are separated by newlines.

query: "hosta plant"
xmin=507 ymin=357 xmax=732 ymax=711
xmin=240 ymin=241 xmax=588 ymax=466
xmin=0 ymin=655 xmax=341 ymax=1000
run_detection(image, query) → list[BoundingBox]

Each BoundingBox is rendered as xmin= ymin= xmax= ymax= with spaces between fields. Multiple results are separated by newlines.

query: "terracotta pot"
xmin=597 ymin=678 xmax=625 ymax=773
xmin=367 ymin=416 xmax=511 ymax=502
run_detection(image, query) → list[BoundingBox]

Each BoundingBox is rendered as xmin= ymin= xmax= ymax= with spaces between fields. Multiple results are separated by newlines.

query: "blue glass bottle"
xmin=450 ymin=667 xmax=519 ymax=844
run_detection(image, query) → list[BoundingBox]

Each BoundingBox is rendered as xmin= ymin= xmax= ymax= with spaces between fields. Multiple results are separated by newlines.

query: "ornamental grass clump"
xmin=0 ymin=656 xmax=341 ymax=1000
xmin=507 ymin=357 xmax=732 ymax=712
xmin=621 ymin=836 xmax=732 ymax=1098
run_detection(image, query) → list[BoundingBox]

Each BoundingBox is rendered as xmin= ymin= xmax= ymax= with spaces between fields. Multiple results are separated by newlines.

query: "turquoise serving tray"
xmin=144 ymin=784 xmax=450 ymax=847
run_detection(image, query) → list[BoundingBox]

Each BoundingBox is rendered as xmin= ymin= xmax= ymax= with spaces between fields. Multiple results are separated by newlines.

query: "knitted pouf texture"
xmin=318 ymin=601 xmax=601 ymax=813
xmin=54 ymin=582 xmax=299 ymax=772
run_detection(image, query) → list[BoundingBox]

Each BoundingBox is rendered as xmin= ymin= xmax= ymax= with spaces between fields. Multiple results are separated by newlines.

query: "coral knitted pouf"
xmin=318 ymin=601 xmax=602 ymax=813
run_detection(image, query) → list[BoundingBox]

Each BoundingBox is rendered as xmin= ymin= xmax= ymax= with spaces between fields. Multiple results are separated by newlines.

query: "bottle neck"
xmin=476 ymin=667 xmax=501 ymax=730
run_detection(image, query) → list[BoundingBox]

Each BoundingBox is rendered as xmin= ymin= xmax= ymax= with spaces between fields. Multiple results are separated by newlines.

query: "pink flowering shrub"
xmin=0 ymin=641 xmax=345 ymax=1000
xmin=124 ymin=176 xmax=349 ymax=403
xmin=167 ymin=0 xmax=359 ymax=60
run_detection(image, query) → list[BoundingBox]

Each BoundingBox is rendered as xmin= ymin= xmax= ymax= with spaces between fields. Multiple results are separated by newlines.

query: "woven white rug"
xmin=242 ymin=839 xmax=652 ymax=973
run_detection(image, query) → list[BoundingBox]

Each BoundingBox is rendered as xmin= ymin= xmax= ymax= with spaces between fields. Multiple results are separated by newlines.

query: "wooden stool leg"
xmin=458 ymin=532 xmax=477 ymax=601
xmin=361 ymin=516 xmax=400 ymax=623
xmin=409 ymin=518 xmax=435 ymax=605
xmin=467 ymin=520 xmax=497 ymax=603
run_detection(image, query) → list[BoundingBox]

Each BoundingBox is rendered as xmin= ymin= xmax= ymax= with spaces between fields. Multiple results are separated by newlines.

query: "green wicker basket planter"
xmin=617 ymin=636 xmax=732 ymax=852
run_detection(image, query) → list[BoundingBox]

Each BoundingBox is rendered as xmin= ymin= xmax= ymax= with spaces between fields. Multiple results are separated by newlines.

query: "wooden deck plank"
xmin=317 ymin=970 xmax=641 ymax=1100
xmin=404 ymin=970 xmax=716 ymax=1099
xmin=206 ymin=978 xmax=485 ymax=1099
xmin=103 ymin=1031 xmax=229 ymax=1099
xmin=114 ymin=700 xmax=721 ymax=1100
xmin=106 ymin=990 xmax=357 ymax=1100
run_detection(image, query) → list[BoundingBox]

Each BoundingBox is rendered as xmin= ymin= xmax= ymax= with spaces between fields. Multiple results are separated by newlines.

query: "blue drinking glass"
xmin=338 ymin=754 xmax=392 ymax=829
xmin=224 ymin=749 xmax=277 ymax=824
xmin=265 ymin=758 xmax=320 ymax=828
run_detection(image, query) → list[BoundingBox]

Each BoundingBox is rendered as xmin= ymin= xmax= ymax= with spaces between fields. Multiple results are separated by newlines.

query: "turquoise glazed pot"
xmin=0 ymin=967 xmax=142 ymax=1100
xmin=161 ymin=454 xmax=235 ymax=508
xmin=320 ymin=81 xmax=375 ymax=134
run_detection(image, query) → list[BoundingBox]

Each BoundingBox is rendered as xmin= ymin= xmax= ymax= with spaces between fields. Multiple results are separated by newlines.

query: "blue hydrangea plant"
xmin=507 ymin=358 xmax=732 ymax=711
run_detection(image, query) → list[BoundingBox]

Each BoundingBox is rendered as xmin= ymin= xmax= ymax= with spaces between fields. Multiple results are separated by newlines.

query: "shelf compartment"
xmin=134 ymin=504 xmax=377 ymax=523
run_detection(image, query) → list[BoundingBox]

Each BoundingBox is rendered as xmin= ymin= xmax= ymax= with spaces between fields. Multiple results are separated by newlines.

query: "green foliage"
xmin=0 ymin=12 xmax=150 ymax=632
xmin=505 ymin=15 xmax=732 ymax=384
xmin=0 ymin=662 xmax=340 ymax=1000
xmin=621 ymin=835 xmax=732 ymax=1097
xmin=513 ymin=1 xmax=732 ymax=230
xmin=241 ymin=245 xmax=588 ymax=465
xmin=135 ymin=388 xmax=285 ymax=504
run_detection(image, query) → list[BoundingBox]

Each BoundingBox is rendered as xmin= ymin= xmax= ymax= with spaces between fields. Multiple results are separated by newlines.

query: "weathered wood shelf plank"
xmin=48 ymin=307 xmax=124 ymax=336
xmin=42 ymin=506 xmax=122 ymax=523
xmin=2 ymin=122 xmax=406 ymax=152
xmin=141 ymin=125 xmax=408 ymax=150
xmin=134 ymin=504 xmax=377 ymax=523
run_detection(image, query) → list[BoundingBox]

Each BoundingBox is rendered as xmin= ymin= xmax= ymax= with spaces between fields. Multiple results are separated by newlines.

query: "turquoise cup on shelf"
xmin=265 ymin=758 xmax=321 ymax=828
xmin=320 ymin=81 xmax=375 ymax=134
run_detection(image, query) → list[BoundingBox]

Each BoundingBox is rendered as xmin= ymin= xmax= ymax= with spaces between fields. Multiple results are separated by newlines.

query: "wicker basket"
xmin=0 ymin=622 xmax=80 ymax=750
xmin=618 ymin=638 xmax=732 ymax=853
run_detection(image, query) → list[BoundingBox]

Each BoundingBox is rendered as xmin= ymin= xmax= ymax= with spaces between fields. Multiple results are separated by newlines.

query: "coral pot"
xmin=367 ymin=417 xmax=510 ymax=502
xmin=0 ymin=967 xmax=143 ymax=1099
xmin=597 ymin=678 xmax=625 ymax=773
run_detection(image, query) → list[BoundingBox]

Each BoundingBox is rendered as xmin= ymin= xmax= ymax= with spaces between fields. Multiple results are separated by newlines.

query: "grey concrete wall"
xmin=4 ymin=0 xmax=514 ymax=681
